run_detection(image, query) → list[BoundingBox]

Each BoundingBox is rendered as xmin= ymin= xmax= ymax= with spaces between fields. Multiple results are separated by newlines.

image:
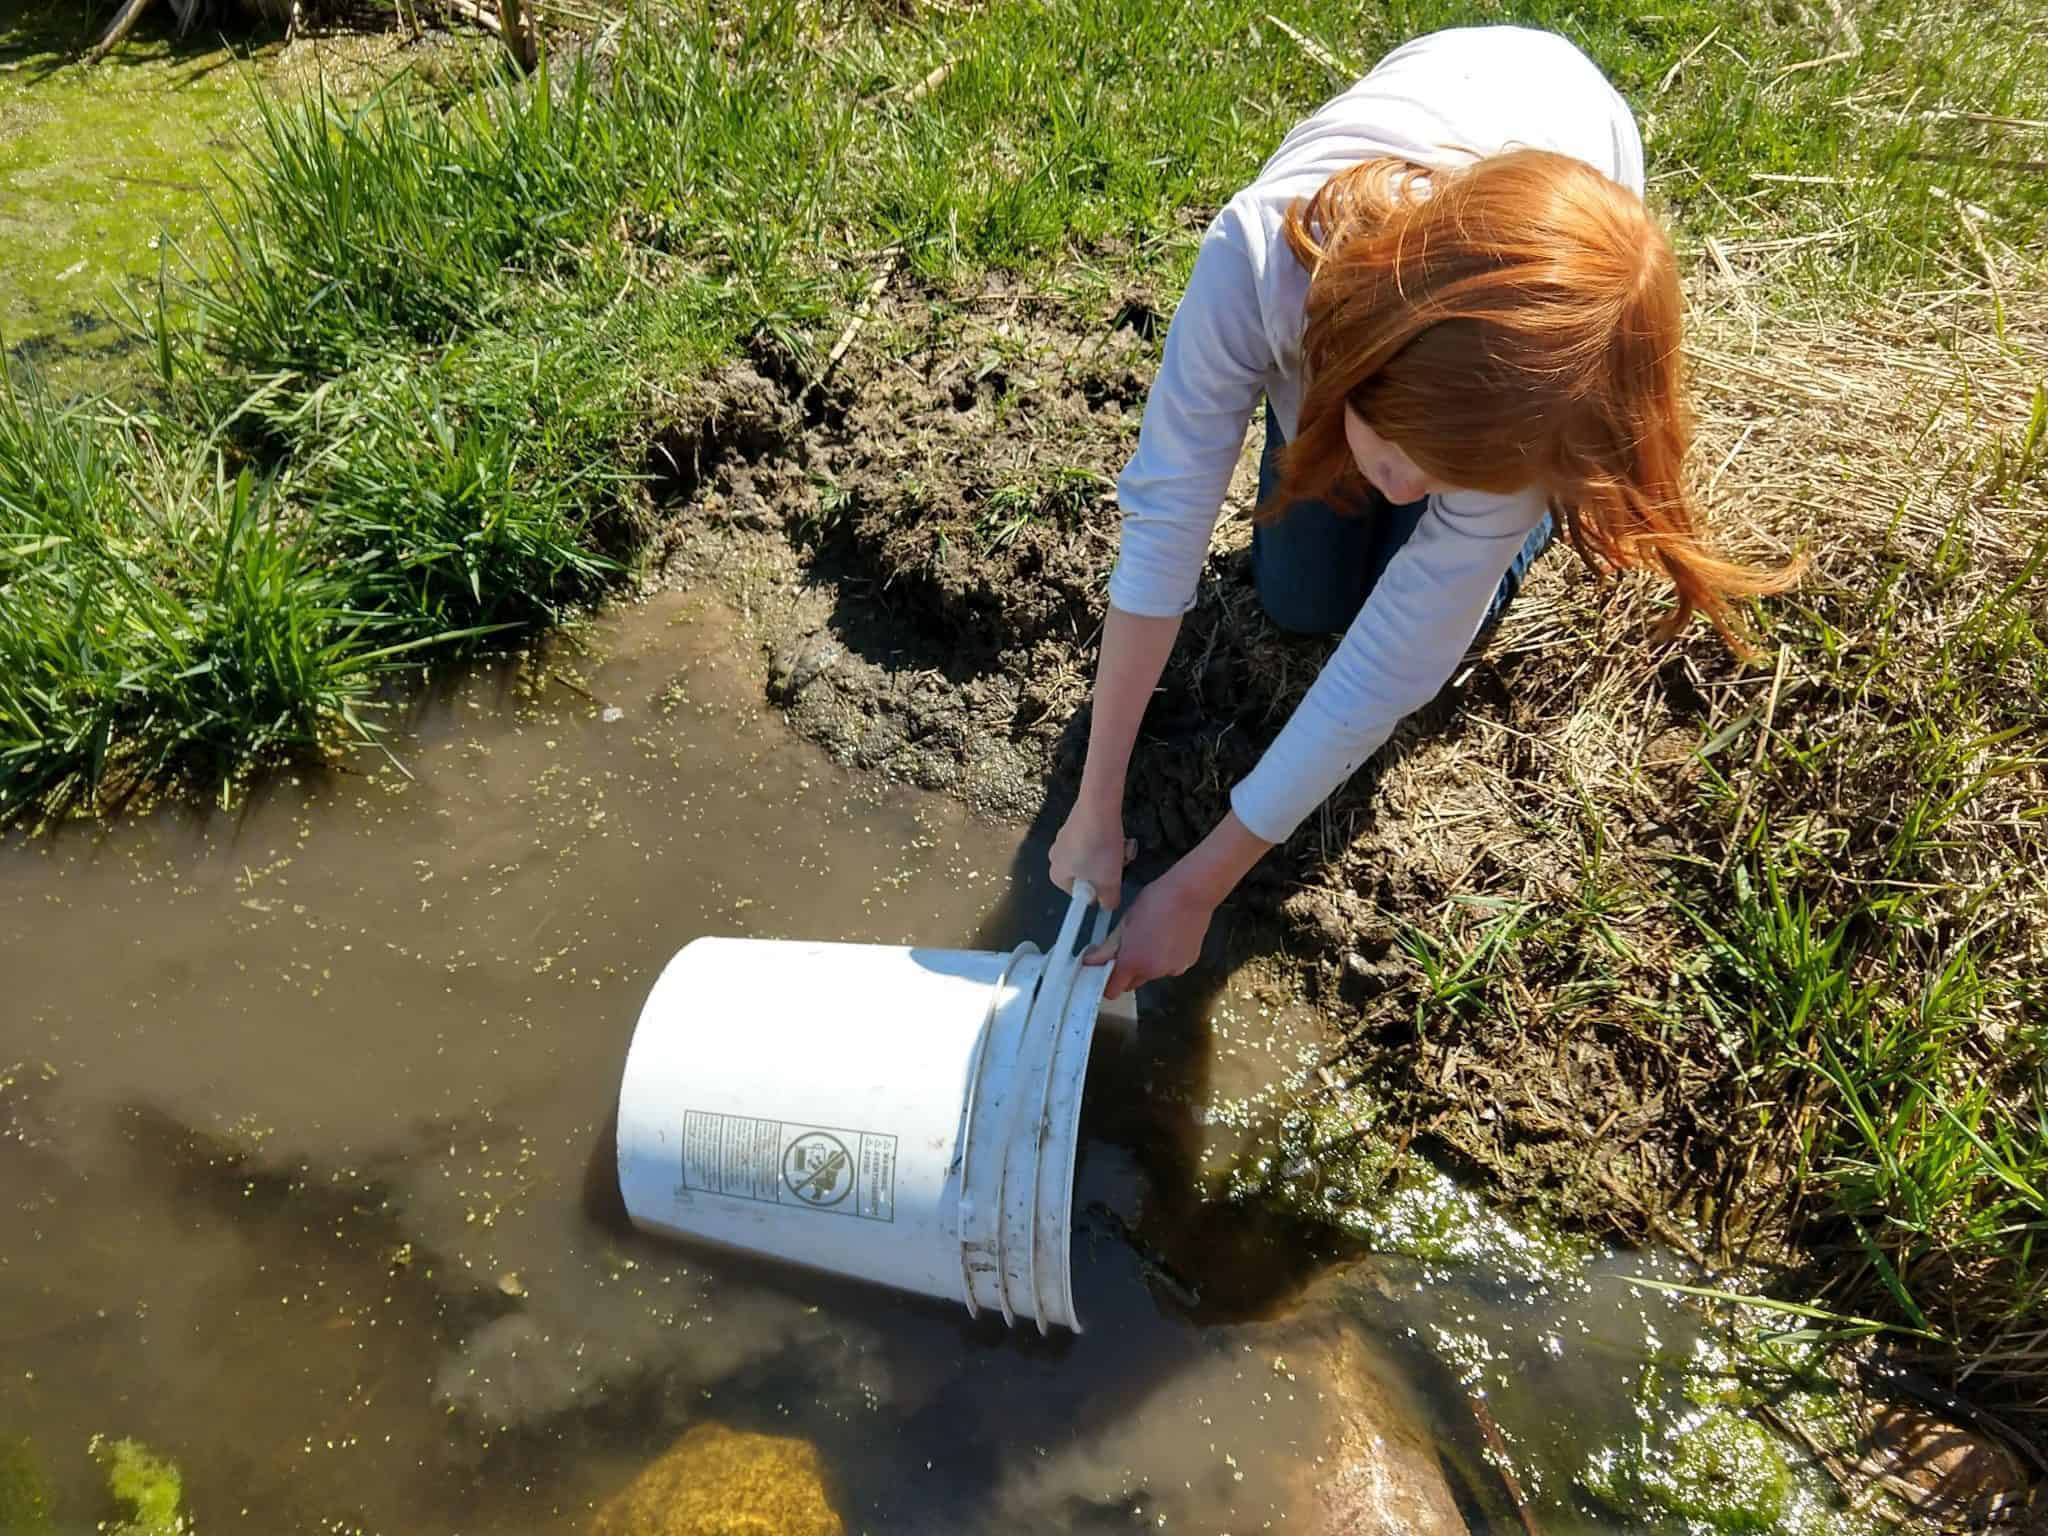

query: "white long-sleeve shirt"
xmin=1106 ymin=26 xmax=1645 ymax=842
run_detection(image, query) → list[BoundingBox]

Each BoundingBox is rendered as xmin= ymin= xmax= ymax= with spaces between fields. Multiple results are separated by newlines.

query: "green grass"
xmin=973 ymin=467 xmax=1108 ymax=551
xmin=0 ymin=348 xmax=615 ymax=808
xmin=180 ymin=63 xmax=627 ymax=381
xmin=148 ymin=0 xmax=2048 ymax=422
xmin=3 ymin=0 xmax=2046 ymax=1452
xmin=0 ymin=372 xmax=357 ymax=804
xmin=300 ymin=363 xmax=620 ymax=631
xmin=1683 ymin=498 xmax=2048 ymax=1355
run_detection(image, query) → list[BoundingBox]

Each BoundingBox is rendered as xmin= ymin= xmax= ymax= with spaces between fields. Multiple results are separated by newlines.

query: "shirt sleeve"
xmin=1229 ymin=486 xmax=1549 ymax=843
xmin=1106 ymin=202 xmax=1273 ymax=618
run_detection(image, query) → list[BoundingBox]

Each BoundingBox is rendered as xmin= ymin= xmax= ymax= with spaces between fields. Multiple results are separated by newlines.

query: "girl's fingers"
xmin=1081 ymin=929 xmax=1122 ymax=967
xmin=1104 ymin=938 xmax=1142 ymax=999
xmin=1123 ymin=837 xmax=1137 ymax=864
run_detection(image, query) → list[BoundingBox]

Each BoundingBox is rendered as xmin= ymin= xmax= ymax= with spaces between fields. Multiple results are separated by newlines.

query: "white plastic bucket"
xmin=615 ymin=885 xmax=1127 ymax=1332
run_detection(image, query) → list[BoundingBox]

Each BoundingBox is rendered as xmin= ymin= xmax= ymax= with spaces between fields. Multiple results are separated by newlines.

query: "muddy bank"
xmin=643 ymin=275 xmax=1735 ymax=1238
xmin=647 ymin=287 xmax=1149 ymax=824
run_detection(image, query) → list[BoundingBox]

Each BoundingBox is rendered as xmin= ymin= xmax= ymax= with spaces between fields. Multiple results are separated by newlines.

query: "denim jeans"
xmin=1250 ymin=401 xmax=1553 ymax=636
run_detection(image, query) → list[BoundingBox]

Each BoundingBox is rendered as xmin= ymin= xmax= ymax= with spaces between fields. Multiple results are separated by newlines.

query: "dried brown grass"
xmin=1300 ymin=263 xmax=2048 ymax=1441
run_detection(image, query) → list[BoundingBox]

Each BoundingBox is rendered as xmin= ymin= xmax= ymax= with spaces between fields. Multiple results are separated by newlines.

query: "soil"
xmin=647 ymin=285 xmax=1151 ymax=826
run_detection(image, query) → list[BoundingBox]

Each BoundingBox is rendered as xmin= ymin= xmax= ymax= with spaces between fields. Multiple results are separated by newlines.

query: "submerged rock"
xmin=994 ymin=1282 xmax=1465 ymax=1535
xmin=1291 ymin=1310 xmax=1470 ymax=1535
xmin=588 ymin=1423 xmax=844 ymax=1536
xmin=1851 ymin=1403 xmax=2029 ymax=1525
xmin=766 ymin=632 xmax=842 ymax=704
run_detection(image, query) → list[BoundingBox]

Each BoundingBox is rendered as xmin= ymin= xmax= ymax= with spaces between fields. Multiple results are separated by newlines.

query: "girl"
xmin=1049 ymin=26 xmax=1794 ymax=997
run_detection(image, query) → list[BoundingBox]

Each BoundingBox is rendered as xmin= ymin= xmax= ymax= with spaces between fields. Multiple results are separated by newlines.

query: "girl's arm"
xmin=1228 ymin=486 xmax=1546 ymax=840
xmin=1051 ymin=197 xmax=1270 ymax=907
xmin=1087 ymin=809 xmax=1273 ymax=1000
xmin=1048 ymin=606 xmax=1180 ymax=909
xmin=1101 ymin=486 xmax=1546 ymax=995
xmin=1106 ymin=203 xmax=1272 ymax=619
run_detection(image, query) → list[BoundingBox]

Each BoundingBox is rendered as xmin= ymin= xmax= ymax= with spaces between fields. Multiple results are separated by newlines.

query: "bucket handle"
xmin=955 ymin=941 xmax=1036 ymax=1326
xmin=1019 ymin=881 xmax=1110 ymax=1334
xmin=1040 ymin=881 xmax=1112 ymax=1036
xmin=1056 ymin=880 xmax=1113 ymax=957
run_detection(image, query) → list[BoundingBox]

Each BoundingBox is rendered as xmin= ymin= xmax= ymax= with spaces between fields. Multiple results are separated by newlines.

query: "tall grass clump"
xmin=0 ymin=370 xmax=373 ymax=812
xmin=0 ymin=358 xmax=605 ymax=821
xmin=166 ymin=8 xmax=861 ymax=425
xmin=181 ymin=56 xmax=626 ymax=387
xmin=305 ymin=368 xmax=619 ymax=632
xmin=1694 ymin=425 xmax=2048 ymax=1382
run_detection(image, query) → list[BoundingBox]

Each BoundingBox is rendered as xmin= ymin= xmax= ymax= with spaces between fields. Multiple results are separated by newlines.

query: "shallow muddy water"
xmin=1 ymin=592 xmax=1855 ymax=1534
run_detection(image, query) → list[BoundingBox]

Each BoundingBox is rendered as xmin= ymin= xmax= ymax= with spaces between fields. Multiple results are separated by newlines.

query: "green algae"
xmin=1584 ymin=1408 xmax=1795 ymax=1533
xmin=0 ymin=4 xmax=283 ymax=392
xmin=1579 ymin=1339 xmax=1863 ymax=1536
xmin=1233 ymin=1083 xmax=1401 ymax=1222
xmin=92 ymin=1435 xmax=190 ymax=1536
xmin=1355 ymin=1164 xmax=1597 ymax=1280
xmin=1231 ymin=1079 xmax=1598 ymax=1286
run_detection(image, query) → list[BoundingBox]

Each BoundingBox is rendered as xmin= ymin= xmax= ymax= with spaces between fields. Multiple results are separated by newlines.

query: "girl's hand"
xmin=1079 ymin=811 xmax=1271 ymax=1001
xmin=1086 ymin=866 xmax=1216 ymax=1000
xmin=1049 ymin=801 xmax=1136 ymax=910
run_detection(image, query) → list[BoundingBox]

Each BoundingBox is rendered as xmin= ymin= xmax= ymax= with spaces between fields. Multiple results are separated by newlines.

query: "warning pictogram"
xmin=678 ymin=1111 xmax=896 ymax=1222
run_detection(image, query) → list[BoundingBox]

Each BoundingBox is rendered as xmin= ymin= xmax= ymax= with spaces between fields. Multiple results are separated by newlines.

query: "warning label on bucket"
xmin=679 ymin=1111 xmax=896 ymax=1222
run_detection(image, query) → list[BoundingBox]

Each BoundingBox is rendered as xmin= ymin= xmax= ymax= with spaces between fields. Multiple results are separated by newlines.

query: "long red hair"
xmin=1261 ymin=148 xmax=1799 ymax=644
